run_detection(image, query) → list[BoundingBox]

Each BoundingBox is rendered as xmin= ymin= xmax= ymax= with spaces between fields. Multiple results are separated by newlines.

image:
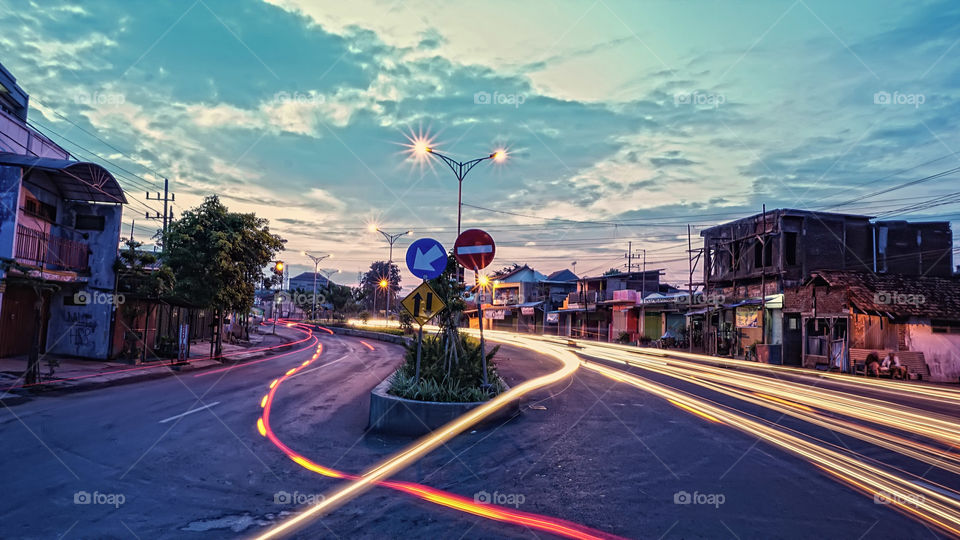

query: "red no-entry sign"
xmin=454 ymin=229 xmax=496 ymax=270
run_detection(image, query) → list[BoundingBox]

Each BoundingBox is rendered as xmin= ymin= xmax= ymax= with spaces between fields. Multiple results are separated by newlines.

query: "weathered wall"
xmin=904 ymin=319 xmax=960 ymax=383
xmin=45 ymin=285 xmax=113 ymax=359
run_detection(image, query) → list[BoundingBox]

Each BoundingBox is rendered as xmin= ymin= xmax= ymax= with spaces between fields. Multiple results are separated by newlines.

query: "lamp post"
xmin=418 ymin=147 xmax=506 ymax=237
xmin=301 ymin=251 xmax=332 ymax=320
xmin=319 ymin=268 xmax=339 ymax=320
xmin=378 ymin=279 xmax=388 ymax=325
xmin=373 ymin=227 xmax=411 ymax=322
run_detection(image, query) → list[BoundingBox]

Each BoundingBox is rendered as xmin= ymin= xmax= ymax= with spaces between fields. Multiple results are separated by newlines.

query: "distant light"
xmin=491 ymin=149 xmax=508 ymax=163
xmin=379 ymin=279 xmax=388 ymax=288
xmin=478 ymin=274 xmax=490 ymax=287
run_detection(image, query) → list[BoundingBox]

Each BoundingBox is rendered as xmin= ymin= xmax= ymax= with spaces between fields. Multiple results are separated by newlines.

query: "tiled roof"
xmin=810 ymin=270 xmax=960 ymax=319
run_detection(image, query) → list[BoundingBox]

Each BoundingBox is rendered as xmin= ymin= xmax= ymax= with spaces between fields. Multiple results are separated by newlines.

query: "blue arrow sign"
xmin=406 ymin=238 xmax=446 ymax=280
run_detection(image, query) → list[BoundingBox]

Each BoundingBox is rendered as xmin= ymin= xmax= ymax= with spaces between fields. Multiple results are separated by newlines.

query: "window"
xmin=732 ymin=241 xmax=742 ymax=272
xmin=784 ymin=232 xmax=798 ymax=266
xmin=754 ymin=241 xmax=763 ymax=268
xmin=23 ymin=197 xmax=56 ymax=222
xmin=764 ymin=240 xmax=773 ymax=267
xmin=75 ymin=214 xmax=105 ymax=231
xmin=932 ymin=320 xmax=960 ymax=334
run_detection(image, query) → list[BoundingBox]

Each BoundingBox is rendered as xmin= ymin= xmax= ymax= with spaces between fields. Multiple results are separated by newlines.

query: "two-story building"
xmin=0 ymin=61 xmax=126 ymax=360
xmin=698 ymin=208 xmax=953 ymax=366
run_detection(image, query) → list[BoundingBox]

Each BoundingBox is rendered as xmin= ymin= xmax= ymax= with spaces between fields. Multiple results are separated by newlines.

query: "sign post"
xmin=454 ymin=229 xmax=496 ymax=388
xmin=400 ymin=281 xmax=447 ymax=382
xmin=404 ymin=238 xmax=448 ymax=382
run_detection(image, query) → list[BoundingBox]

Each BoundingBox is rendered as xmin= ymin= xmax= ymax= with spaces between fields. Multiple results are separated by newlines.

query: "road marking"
xmin=159 ymin=402 xmax=220 ymax=424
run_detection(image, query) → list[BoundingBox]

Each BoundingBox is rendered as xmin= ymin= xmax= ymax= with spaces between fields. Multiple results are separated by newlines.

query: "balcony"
xmin=15 ymin=224 xmax=90 ymax=272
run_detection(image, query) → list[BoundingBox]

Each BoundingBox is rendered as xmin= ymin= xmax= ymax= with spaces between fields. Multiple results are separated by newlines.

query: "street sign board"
xmin=401 ymin=281 xmax=446 ymax=326
xmin=454 ymin=229 xmax=496 ymax=270
xmin=405 ymin=238 xmax=446 ymax=281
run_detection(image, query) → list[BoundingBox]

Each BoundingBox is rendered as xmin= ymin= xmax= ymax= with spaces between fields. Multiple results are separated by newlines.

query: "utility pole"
xmin=146 ymin=178 xmax=175 ymax=237
xmin=625 ymin=241 xmax=633 ymax=273
xmin=640 ymin=248 xmax=646 ymax=341
xmin=760 ymin=204 xmax=767 ymax=347
xmin=687 ymin=225 xmax=694 ymax=353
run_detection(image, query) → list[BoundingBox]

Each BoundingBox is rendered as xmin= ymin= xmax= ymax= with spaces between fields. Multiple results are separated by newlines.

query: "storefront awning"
xmin=0 ymin=152 xmax=127 ymax=203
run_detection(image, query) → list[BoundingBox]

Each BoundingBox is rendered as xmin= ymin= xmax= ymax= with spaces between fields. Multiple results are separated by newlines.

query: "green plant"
xmin=358 ymin=311 xmax=370 ymax=324
xmin=616 ymin=331 xmax=631 ymax=344
xmin=387 ymin=331 xmax=502 ymax=403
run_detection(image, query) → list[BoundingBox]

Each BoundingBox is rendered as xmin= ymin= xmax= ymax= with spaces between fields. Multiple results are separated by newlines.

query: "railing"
xmin=15 ymin=224 xmax=90 ymax=272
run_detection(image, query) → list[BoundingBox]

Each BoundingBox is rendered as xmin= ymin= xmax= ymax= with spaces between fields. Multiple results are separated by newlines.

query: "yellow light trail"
xmin=580 ymin=360 xmax=960 ymax=538
xmin=256 ymin=332 xmax=582 ymax=540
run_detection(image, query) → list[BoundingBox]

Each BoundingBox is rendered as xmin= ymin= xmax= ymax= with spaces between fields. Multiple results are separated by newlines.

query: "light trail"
xmin=255 ymin=328 xmax=616 ymax=540
xmin=579 ymin=360 xmax=960 ymax=538
xmin=558 ymin=337 xmax=960 ymax=407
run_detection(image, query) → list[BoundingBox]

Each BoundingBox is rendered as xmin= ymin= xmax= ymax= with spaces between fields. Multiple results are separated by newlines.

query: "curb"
xmin=309 ymin=324 xmax=414 ymax=347
xmin=0 ymin=331 xmax=303 ymax=404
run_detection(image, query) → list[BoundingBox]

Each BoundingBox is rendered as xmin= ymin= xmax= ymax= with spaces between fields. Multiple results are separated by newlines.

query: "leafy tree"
xmin=162 ymin=196 xmax=284 ymax=356
xmin=603 ymin=268 xmax=622 ymax=276
xmin=360 ymin=260 xmax=400 ymax=313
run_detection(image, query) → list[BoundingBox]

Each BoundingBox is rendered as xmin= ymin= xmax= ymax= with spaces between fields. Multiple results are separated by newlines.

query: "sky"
xmin=1 ymin=0 xmax=958 ymax=289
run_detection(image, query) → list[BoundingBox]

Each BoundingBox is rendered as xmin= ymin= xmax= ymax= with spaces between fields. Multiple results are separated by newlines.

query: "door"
xmin=783 ymin=313 xmax=802 ymax=366
xmin=0 ymin=285 xmax=50 ymax=358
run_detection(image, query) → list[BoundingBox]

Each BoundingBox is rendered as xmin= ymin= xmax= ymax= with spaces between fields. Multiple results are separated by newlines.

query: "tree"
xmin=360 ymin=261 xmax=400 ymax=314
xmin=162 ymin=196 xmax=285 ymax=356
xmin=603 ymin=268 xmax=622 ymax=276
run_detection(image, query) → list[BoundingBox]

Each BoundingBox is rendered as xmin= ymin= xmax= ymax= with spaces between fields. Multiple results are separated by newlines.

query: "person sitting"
xmin=883 ymin=352 xmax=908 ymax=380
xmin=865 ymin=352 xmax=881 ymax=377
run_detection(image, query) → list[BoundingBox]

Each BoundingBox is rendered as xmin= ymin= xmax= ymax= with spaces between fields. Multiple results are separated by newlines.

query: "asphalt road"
xmin=0 ymin=326 xmax=949 ymax=539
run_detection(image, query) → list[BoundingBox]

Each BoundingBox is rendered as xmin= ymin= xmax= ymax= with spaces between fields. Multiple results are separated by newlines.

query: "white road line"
xmin=158 ymin=401 xmax=220 ymax=424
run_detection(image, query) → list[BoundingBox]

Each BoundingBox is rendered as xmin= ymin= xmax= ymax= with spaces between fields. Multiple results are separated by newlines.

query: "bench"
xmin=850 ymin=348 xmax=929 ymax=380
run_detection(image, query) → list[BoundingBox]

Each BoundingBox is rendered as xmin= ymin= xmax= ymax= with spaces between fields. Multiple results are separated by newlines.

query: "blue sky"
xmin=1 ymin=0 xmax=958 ymax=287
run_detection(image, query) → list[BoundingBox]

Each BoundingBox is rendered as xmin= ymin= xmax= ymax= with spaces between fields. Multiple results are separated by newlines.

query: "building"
xmin=785 ymin=270 xmax=960 ymax=382
xmin=698 ymin=208 xmax=954 ymax=364
xmin=289 ymin=271 xmax=329 ymax=294
xmin=479 ymin=265 xmax=548 ymax=332
xmin=556 ymin=270 xmax=662 ymax=340
xmin=0 ymin=61 xmax=126 ymax=360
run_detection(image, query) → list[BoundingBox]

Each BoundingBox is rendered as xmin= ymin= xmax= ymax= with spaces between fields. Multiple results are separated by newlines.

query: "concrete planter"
xmin=368 ymin=377 xmax=518 ymax=437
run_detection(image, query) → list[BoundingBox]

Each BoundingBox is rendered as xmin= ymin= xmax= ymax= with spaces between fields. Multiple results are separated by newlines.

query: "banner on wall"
xmin=520 ymin=307 xmax=535 ymax=316
xmin=736 ymin=306 xmax=760 ymax=328
xmin=483 ymin=309 xmax=506 ymax=320
xmin=546 ymin=312 xmax=559 ymax=324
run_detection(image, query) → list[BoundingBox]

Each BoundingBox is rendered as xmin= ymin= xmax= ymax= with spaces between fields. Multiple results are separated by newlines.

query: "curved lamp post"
xmin=301 ymin=251 xmax=332 ymax=320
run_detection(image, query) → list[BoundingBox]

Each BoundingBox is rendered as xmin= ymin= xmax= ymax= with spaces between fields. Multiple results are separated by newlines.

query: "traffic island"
xmin=367 ymin=377 xmax=518 ymax=436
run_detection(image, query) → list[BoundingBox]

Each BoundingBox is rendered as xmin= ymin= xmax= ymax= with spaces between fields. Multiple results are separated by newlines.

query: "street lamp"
xmin=301 ymin=251 xmax=332 ymax=320
xmin=378 ymin=278 xmax=388 ymax=325
xmin=374 ymin=227 xmax=411 ymax=322
xmin=319 ymin=268 xmax=339 ymax=320
xmin=411 ymin=141 xmax=507 ymax=236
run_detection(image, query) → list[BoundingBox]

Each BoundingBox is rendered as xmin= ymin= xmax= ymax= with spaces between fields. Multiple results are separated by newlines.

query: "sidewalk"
xmin=0 ymin=325 xmax=306 ymax=401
